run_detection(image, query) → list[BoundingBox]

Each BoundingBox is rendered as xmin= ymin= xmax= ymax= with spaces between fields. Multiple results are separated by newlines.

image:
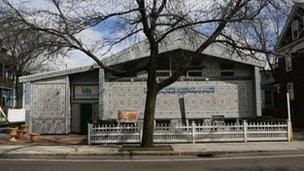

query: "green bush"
xmin=93 ymin=119 xmax=118 ymax=126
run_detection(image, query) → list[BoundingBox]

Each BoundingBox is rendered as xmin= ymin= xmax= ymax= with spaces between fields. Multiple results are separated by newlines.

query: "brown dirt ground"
xmin=0 ymin=133 xmax=87 ymax=146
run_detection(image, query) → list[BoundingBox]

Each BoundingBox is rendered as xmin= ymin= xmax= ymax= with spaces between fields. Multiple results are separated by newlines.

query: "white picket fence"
xmin=88 ymin=121 xmax=290 ymax=145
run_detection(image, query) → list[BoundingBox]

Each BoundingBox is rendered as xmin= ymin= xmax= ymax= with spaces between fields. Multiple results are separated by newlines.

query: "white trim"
xmin=291 ymin=20 xmax=299 ymax=41
xmin=285 ymin=55 xmax=293 ymax=72
xmin=156 ymin=70 xmax=171 ymax=78
xmin=20 ymin=65 xmax=97 ymax=83
xmin=287 ymin=82 xmax=295 ymax=101
xmin=277 ymin=39 xmax=304 ymax=54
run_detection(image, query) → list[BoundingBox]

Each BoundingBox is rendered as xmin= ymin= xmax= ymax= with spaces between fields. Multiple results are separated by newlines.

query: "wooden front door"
xmin=80 ymin=103 xmax=92 ymax=134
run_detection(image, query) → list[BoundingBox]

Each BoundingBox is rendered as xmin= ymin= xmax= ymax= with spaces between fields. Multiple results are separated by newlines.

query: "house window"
xmin=287 ymin=82 xmax=295 ymax=101
xmin=187 ymin=70 xmax=202 ymax=77
xmin=5 ymin=70 xmax=14 ymax=80
xmin=220 ymin=63 xmax=235 ymax=77
xmin=156 ymin=70 xmax=171 ymax=77
xmin=291 ymin=21 xmax=299 ymax=41
xmin=274 ymin=84 xmax=280 ymax=94
xmin=285 ymin=55 xmax=293 ymax=72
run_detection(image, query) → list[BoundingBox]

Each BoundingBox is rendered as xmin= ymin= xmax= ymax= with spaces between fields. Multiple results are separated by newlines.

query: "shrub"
xmin=93 ymin=119 xmax=118 ymax=126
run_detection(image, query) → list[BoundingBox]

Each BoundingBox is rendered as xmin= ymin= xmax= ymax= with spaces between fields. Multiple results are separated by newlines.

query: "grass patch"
xmin=121 ymin=145 xmax=173 ymax=152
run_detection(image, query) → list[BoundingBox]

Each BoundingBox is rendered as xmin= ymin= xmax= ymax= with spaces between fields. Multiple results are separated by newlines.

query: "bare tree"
xmin=1 ymin=0 xmax=292 ymax=147
xmin=218 ymin=1 xmax=295 ymax=78
xmin=0 ymin=11 xmax=66 ymax=108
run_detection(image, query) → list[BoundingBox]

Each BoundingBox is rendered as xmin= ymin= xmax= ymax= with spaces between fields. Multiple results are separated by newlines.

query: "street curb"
xmin=0 ymin=149 xmax=300 ymax=159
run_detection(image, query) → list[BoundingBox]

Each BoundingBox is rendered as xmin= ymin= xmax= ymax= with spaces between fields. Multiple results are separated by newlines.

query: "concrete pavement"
xmin=0 ymin=141 xmax=304 ymax=159
xmin=171 ymin=141 xmax=304 ymax=153
xmin=1 ymin=151 xmax=304 ymax=171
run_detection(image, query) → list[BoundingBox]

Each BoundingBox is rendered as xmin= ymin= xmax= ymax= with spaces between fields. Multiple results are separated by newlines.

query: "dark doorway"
xmin=80 ymin=103 xmax=92 ymax=134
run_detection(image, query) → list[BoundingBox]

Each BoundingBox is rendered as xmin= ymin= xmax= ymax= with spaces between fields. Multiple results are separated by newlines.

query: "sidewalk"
xmin=0 ymin=141 xmax=304 ymax=159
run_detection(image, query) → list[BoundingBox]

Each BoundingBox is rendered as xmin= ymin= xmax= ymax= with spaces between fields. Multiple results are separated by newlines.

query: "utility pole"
xmin=287 ymin=92 xmax=293 ymax=141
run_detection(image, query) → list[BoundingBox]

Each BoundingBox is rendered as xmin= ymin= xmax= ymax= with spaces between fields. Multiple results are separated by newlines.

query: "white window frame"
xmin=287 ymin=82 xmax=295 ymax=101
xmin=274 ymin=84 xmax=280 ymax=94
xmin=285 ymin=55 xmax=293 ymax=72
xmin=186 ymin=70 xmax=203 ymax=78
xmin=220 ymin=63 xmax=235 ymax=77
xmin=291 ymin=20 xmax=299 ymax=41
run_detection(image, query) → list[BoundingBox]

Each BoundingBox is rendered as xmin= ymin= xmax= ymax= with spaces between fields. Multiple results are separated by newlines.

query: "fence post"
xmin=287 ymin=120 xmax=293 ymax=141
xmin=192 ymin=121 xmax=196 ymax=143
xmin=287 ymin=92 xmax=293 ymax=141
xmin=139 ymin=123 xmax=143 ymax=142
xmin=88 ymin=123 xmax=91 ymax=145
xmin=243 ymin=120 xmax=247 ymax=142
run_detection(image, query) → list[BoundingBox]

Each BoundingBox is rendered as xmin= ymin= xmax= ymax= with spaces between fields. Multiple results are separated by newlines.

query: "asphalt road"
xmin=1 ymin=152 xmax=304 ymax=171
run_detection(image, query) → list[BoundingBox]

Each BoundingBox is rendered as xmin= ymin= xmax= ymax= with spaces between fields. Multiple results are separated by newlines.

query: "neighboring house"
xmin=275 ymin=2 xmax=304 ymax=128
xmin=260 ymin=70 xmax=276 ymax=116
xmin=260 ymin=70 xmax=279 ymax=117
xmin=20 ymin=32 xmax=265 ymax=134
xmin=0 ymin=50 xmax=15 ymax=111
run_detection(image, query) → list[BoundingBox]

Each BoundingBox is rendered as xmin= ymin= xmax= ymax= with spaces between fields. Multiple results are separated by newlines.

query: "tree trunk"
xmin=14 ymin=72 xmax=22 ymax=109
xmin=140 ymin=83 xmax=158 ymax=147
xmin=140 ymin=41 xmax=158 ymax=148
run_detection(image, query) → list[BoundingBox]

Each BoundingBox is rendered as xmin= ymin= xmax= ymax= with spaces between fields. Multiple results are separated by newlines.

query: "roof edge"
xmin=19 ymin=65 xmax=98 ymax=83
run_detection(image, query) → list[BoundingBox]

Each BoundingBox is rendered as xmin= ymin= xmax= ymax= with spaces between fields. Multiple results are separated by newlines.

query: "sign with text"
xmin=117 ymin=110 xmax=138 ymax=123
xmin=159 ymin=87 xmax=216 ymax=94
xmin=74 ymin=85 xmax=99 ymax=100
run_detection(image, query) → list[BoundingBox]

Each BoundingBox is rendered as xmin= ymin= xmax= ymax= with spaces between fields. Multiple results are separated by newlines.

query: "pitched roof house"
xmin=274 ymin=2 xmax=304 ymax=128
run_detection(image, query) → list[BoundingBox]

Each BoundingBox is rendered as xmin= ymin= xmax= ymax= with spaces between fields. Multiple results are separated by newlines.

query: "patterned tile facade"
xmin=105 ymin=80 xmax=253 ymax=120
xmin=200 ymin=58 xmax=251 ymax=78
xmin=30 ymin=77 xmax=71 ymax=134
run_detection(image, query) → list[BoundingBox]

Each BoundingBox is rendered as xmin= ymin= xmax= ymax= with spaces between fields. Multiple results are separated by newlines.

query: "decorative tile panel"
xmin=99 ymin=68 xmax=106 ymax=120
xmin=201 ymin=58 xmax=251 ymax=78
xmin=105 ymin=81 xmax=253 ymax=120
xmin=32 ymin=84 xmax=66 ymax=117
xmin=31 ymin=83 xmax=67 ymax=134
xmin=32 ymin=118 xmax=66 ymax=134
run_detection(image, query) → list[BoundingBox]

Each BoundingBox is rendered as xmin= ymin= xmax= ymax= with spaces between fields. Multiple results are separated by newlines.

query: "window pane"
xmin=188 ymin=71 xmax=202 ymax=77
xmin=220 ymin=63 xmax=235 ymax=70
xmin=287 ymin=82 xmax=295 ymax=100
xmin=285 ymin=55 xmax=292 ymax=72
xmin=156 ymin=71 xmax=170 ymax=77
xmin=291 ymin=21 xmax=299 ymax=40
xmin=220 ymin=71 xmax=234 ymax=77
